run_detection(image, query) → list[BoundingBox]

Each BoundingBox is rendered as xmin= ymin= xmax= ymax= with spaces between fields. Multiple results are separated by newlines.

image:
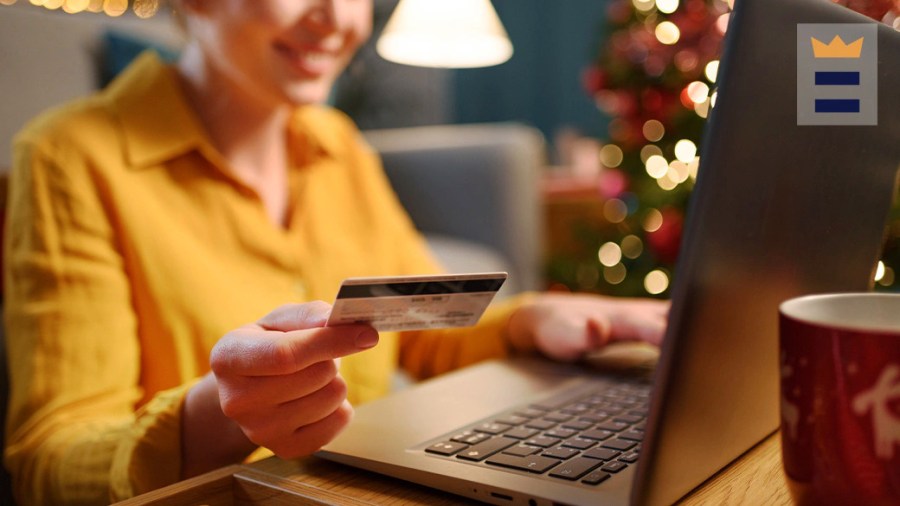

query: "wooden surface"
xmin=118 ymin=432 xmax=792 ymax=505
xmin=678 ymin=432 xmax=791 ymax=505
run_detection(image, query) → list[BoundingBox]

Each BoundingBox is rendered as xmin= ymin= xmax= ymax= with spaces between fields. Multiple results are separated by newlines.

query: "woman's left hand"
xmin=507 ymin=293 xmax=670 ymax=362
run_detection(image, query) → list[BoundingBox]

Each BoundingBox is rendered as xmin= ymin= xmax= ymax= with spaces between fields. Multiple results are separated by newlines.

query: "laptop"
xmin=318 ymin=0 xmax=900 ymax=504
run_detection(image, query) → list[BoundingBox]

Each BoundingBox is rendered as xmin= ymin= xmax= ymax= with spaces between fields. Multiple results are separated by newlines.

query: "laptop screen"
xmin=635 ymin=0 xmax=900 ymax=503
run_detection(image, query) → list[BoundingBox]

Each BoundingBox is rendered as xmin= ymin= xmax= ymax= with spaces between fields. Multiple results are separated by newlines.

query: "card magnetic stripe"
xmin=337 ymin=279 xmax=505 ymax=299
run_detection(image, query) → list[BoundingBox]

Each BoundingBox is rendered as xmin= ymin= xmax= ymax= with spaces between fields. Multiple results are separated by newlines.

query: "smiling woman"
xmin=2 ymin=1 xmax=669 ymax=504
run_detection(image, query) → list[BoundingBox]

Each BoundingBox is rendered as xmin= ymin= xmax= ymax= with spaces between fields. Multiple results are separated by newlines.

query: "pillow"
xmin=101 ymin=30 xmax=180 ymax=86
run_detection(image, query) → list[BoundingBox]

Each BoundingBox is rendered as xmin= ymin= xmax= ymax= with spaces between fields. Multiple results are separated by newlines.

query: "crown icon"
xmin=811 ymin=35 xmax=864 ymax=58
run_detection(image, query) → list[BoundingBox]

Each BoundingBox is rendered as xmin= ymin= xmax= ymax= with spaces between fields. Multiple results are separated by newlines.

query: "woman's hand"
xmin=181 ymin=301 xmax=378 ymax=478
xmin=507 ymin=293 xmax=669 ymax=362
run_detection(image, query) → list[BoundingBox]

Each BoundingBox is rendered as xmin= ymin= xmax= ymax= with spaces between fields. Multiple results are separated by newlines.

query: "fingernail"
xmin=355 ymin=329 xmax=379 ymax=349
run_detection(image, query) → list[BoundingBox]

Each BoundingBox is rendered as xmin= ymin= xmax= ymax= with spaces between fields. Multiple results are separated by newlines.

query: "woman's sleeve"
xmin=399 ymin=293 xmax=536 ymax=380
xmin=3 ymin=136 xmax=189 ymax=504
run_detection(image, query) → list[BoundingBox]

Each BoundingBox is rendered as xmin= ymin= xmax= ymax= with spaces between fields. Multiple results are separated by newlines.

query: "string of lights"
xmin=0 ymin=0 xmax=161 ymax=18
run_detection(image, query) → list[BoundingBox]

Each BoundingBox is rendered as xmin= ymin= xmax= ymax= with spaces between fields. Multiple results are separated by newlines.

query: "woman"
xmin=3 ymin=0 xmax=667 ymax=504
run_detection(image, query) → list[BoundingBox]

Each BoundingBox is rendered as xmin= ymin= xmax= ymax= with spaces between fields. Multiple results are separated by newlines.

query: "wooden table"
xmin=117 ymin=432 xmax=792 ymax=505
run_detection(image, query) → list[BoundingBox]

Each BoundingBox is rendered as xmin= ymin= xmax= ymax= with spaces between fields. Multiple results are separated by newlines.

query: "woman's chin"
xmin=280 ymin=81 xmax=333 ymax=107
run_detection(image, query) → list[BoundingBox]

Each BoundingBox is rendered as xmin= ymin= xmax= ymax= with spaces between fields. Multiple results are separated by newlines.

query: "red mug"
xmin=779 ymin=292 xmax=900 ymax=506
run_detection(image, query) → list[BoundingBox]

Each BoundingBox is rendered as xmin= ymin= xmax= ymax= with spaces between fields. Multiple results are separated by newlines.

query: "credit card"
xmin=326 ymin=272 xmax=508 ymax=332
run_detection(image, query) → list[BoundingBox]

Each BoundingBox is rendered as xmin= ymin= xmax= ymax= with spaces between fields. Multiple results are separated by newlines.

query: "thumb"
xmin=257 ymin=301 xmax=331 ymax=332
xmin=587 ymin=317 xmax=613 ymax=349
xmin=280 ymin=324 xmax=380 ymax=371
xmin=607 ymin=313 xmax=666 ymax=347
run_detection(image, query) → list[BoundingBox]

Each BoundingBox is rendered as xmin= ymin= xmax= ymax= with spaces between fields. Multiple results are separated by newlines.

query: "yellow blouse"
xmin=3 ymin=52 xmax=521 ymax=505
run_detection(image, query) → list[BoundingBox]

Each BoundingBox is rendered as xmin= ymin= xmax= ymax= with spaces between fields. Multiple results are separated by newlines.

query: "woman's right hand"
xmin=210 ymin=301 xmax=379 ymax=458
xmin=182 ymin=301 xmax=378 ymax=478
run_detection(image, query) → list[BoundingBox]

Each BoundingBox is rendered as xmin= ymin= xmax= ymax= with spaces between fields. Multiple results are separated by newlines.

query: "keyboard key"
xmin=601 ymin=439 xmax=637 ymax=452
xmin=542 ymin=446 xmax=580 ymax=460
xmin=561 ymin=420 xmax=593 ymax=431
xmin=504 ymin=427 xmax=540 ymax=440
xmin=583 ymin=447 xmax=620 ymax=461
xmin=619 ymin=430 xmax=644 ymax=442
xmin=619 ymin=452 xmax=640 ymax=463
xmin=544 ymin=428 xmax=577 ymax=439
xmin=503 ymin=444 xmax=542 ymax=457
xmin=525 ymin=419 xmax=557 ymax=430
xmin=549 ymin=457 xmax=603 ymax=480
xmin=486 ymin=453 xmax=560 ymax=474
xmin=579 ymin=413 xmax=608 ymax=424
xmin=515 ymin=408 xmax=547 ymax=418
xmin=601 ymin=461 xmax=628 ymax=473
xmin=544 ymin=412 xmax=573 ymax=423
xmin=596 ymin=421 xmax=629 ymax=432
xmin=560 ymin=404 xmax=590 ymax=415
xmin=475 ymin=422 xmax=513 ymax=435
xmin=426 ymin=441 xmax=469 ymax=456
xmin=561 ymin=438 xmax=596 ymax=450
xmin=582 ymin=471 xmax=611 ymax=485
xmin=451 ymin=432 xmax=492 ymax=445
xmin=581 ymin=429 xmax=614 ymax=441
xmin=614 ymin=415 xmax=644 ymax=424
xmin=457 ymin=437 xmax=517 ymax=461
xmin=524 ymin=436 xmax=562 ymax=448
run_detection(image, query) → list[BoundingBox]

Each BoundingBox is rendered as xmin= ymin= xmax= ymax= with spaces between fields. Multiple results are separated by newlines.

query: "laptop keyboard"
xmin=422 ymin=380 xmax=650 ymax=487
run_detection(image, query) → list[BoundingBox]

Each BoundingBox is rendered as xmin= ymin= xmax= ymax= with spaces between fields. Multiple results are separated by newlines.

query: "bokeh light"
xmin=633 ymin=0 xmax=655 ymax=12
xmin=674 ymin=139 xmax=697 ymax=163
xmin=645 ymin=155 xmax=668 ymax=179
xmin=656 ymin=21 xmax=681 ymax=45
xmin=621 ymin=235 xmax=644 ymax=259
xmin=604 ymin=264 xmax=628 ymax=285
xmin=600 ymin=144 xmax=624 ymax=168
xmin=640 ymin=144 xmax=663 ymax=163
xmin=656 ymin=0 xmax=679 ymax=14
xmin=598 ymin=242 xmax=623 ymax=267
xmin=705 ymin=60 xmax=720 ymax=82
xmin=644 ymin=270 xmax=670 ymax=294
xmin=103 ymin=0 xmax=128 ymax=16
xmin=644 ymin=209 xmax=664 ymax=232
xmin=687 ymin=81 xmax=710 ymax=104
xmin=642 ymin=119 xmax=665 ymax=142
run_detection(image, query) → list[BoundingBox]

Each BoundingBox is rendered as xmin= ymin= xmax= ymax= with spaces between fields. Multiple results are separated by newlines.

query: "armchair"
xmin=365 ymin=123 xmax=546 ymax=295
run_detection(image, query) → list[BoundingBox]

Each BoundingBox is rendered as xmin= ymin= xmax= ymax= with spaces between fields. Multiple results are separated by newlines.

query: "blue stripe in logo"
xmin=814 ymin=99 xmax=860 ymax=113
xmin=814 ymin=71 xmax=860 ymax=86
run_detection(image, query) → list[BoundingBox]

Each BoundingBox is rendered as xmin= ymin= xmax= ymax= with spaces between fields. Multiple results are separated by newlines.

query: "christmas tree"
xmin=547 ymin=0 xmax=900 ymax=297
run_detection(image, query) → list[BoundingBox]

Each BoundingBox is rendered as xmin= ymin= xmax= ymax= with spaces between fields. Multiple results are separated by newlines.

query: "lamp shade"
xmin=376 ymin=0 xmax=513 ymax=68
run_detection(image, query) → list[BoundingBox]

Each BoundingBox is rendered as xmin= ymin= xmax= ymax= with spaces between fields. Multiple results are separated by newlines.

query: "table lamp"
xmin=376 ymin=0 xmax=513 ymax=68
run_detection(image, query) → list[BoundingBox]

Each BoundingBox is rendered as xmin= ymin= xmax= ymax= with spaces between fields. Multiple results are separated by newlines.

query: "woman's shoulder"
xmin=15 ymin=93 xmax=119 ymax=154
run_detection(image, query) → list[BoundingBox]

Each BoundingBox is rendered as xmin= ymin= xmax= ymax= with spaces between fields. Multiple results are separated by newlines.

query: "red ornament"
xmin=646 ymin=207 xmax=683 ymax=264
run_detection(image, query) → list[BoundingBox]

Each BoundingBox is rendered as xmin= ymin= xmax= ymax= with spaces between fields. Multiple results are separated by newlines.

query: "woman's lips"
xmin=274 ymin=42 xmax=335 ymax=77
